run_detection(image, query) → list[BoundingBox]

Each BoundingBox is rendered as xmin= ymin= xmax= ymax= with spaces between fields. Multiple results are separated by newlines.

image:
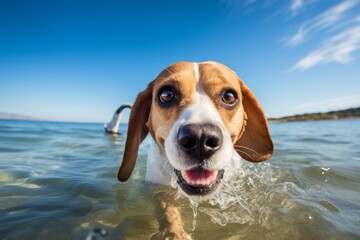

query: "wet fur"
xmin=117 ymin=61 xmax=273 ymax=239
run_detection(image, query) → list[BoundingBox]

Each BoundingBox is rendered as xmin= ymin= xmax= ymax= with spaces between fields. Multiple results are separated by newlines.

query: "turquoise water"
xmin=0 ymin=119 xmax=360 ymax=239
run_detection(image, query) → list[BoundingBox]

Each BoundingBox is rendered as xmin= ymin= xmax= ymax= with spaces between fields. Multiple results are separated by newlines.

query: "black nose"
xmin=177 ymin=123 xmax=223 ymax=161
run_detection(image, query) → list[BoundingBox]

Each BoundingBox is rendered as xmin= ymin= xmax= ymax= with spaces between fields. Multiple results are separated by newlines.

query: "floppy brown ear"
xmin=235 ymin=80 xmax=273 ymax=162
xmin=117 ymin=82 xmax=153 ymax=181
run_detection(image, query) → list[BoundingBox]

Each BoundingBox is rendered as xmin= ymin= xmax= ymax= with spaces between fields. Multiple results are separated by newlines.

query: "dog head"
xmin=117 ymin=61 xmax=273 ymax=197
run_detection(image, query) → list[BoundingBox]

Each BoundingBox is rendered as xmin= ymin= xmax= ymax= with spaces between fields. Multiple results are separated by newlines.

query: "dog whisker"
xmin=233 ymin=148 xmax=256 ymax=161
xmin=234 ymin=145 xmax=262 ymax=157
xmin=156 ymin=61 xmax=174 ymax=75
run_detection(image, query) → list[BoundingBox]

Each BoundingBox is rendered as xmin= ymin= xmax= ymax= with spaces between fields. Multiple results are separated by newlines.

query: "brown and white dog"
xmin=117 ymin=61 xmax=273 ymax=239
xmin=117 ymin=61 xmax=273 ymax=198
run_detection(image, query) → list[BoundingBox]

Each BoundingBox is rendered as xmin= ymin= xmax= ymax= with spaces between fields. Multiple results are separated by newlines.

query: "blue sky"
xmin=1 ymin=0 xmax=360 ymax=123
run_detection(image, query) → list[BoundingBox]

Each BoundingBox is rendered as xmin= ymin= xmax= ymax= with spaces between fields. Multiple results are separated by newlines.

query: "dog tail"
xmin=104 ymin=103 xmax=132 ymax=134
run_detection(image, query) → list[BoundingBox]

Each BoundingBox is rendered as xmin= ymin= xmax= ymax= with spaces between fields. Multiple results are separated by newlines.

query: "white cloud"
xmin=286 ymin=0 xmax=358 ymax=46
xmin=295 ymin=95 xmax=360 ymax=113
xmin=293 ymin=25 xmax=360 ymax=69
xmin=285 ymin=0 xmax=360 ymax=70
xmin=290 ymin=0 xmax=303 ymax=15
xmin=287 ymin=25 xmax=307 ymax=45
xmin=312 ymin=0 xmax=357 ymax=29
xmin=356 ymin=15 xmax=360 ymax=22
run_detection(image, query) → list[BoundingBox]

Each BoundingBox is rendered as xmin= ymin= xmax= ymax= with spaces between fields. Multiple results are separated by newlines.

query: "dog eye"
xmin=158 ymin=88 xmax=175 ymax=104
xmin=222 ymin=90 xmax=238 ymax=106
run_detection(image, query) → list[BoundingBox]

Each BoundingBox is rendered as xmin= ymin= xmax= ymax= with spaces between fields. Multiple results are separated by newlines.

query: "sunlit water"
xmin=1 ymin=119 xmax=360 ymax=239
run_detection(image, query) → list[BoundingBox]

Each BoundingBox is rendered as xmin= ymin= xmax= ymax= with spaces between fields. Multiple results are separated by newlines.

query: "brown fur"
xmin=152 ymin=193 xmax=191 ymax=240
xmin=118 ymin=61 xmax=273 ymax=179
xmin=117 ymin=61 xmax=273 ymax=239
xmin=148 ymin=62 xmax=197 ymax=149
xmin=117 ymin=81 xmax=154 ymax=181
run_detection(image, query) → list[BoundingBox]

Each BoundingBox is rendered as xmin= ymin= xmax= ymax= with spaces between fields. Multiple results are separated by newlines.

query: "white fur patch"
xmin=145 ymin=141 xmax=173 ymax=185
xmin=145 ymin=61 xmax=234 ymax=186
xmin=193 ymin=62 xmax=200 ymax=83
xmin=164 ymin=62 xmax=234 ymax=173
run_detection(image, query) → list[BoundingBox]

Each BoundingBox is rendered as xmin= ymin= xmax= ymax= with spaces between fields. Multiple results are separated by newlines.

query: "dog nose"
xmin=177 ymin=123 xmax=222 ymax=160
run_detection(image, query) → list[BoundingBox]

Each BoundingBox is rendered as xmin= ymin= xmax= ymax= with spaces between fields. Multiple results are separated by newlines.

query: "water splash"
xmin=189 ymin=199 xmax=199 ymax=231
xmin=170 ymin=154 xmax=294 ymax=228
xmin=85 ymin=227 xmax=108 ymax=240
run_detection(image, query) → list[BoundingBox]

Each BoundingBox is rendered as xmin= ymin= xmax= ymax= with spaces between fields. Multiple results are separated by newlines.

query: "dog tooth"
xmin=213 ymin=171 xmax=217 ymax=178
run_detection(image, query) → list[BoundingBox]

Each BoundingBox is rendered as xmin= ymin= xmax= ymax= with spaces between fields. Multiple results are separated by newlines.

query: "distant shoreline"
xmin=268 ymin=116 xmax=360 ymax=123
xmin=1 ymin=107 xmax=360 ymax=124
xmin=0 ymin=118 xmax=106 ymax=125
xmin=0 ymin=112 xmax=41 ymax=121
xmin=268 ymin=107 xmax=360 ymax=123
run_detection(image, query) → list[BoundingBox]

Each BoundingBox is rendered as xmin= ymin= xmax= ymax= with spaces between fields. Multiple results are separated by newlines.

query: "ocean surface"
xmin=0 ymin=119 xmax=359 ymax=240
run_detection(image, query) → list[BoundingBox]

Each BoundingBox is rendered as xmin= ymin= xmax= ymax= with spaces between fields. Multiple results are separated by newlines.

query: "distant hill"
xmin=0 ymin=112 xmax=41 ymax=121
xmin=268 ymin=107 xmax=360 ymax=122
xmin=2 ymin=107 xmax=360 ymax=123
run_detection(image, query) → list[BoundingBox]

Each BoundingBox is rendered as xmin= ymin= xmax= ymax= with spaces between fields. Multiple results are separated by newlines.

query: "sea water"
xmin=0 ymin=119 xmax=360 ymax=239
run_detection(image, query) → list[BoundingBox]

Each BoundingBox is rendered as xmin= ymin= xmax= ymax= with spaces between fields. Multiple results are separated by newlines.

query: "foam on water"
xmin=2 ymin=119 xmax=360 ymax=239
xmin=170 ymin=153 xmax=305 ymax=228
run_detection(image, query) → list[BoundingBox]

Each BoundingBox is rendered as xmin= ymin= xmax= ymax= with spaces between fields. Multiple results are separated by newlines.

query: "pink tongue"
xmin=184 ymin=167 xmax=213 ymax=181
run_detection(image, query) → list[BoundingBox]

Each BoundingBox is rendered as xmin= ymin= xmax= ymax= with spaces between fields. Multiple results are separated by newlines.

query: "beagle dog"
xmin=117 ymin=61 xmax=273 ymax=197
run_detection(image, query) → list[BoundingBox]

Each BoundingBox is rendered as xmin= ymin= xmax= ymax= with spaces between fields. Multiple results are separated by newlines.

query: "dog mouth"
xmin=174 ymin=167 xmax=224 ymax=196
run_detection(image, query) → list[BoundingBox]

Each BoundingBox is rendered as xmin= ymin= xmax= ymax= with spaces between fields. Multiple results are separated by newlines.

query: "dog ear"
xmin=117 ymin=82 xmax=154 ymax=181
xmin=235 ymin=80 xmax=273 ymax=162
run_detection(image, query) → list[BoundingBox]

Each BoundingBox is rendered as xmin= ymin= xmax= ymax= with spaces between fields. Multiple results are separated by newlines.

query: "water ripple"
xmin=1 ymin=120 xmax=360 ymax=239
